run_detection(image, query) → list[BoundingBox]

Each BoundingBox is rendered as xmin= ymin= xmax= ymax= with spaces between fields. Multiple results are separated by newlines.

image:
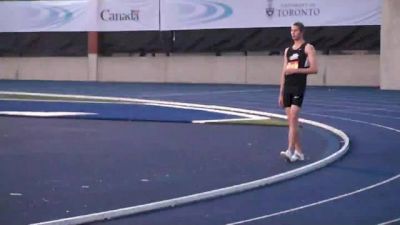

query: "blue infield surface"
xmin=0 ymin=100 xmax=241 ymax=122
xmin=0 ymin=80 xmax=399 ymax=225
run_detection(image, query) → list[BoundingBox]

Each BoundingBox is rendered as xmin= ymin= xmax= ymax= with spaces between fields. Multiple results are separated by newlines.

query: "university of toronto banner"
xmin=161 ymin=0 xmax=381 ymax=30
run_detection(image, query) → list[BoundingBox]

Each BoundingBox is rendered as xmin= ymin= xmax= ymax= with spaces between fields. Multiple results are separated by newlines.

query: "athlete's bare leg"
xmin=286 ymin=105 xmax=302 ymax=153
xmin=285 ymin=107 xmax=294 ymax=151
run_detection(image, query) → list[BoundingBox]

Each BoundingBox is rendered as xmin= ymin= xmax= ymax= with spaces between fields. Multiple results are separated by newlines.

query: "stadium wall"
xmin=380 ymin=0 xmax=400 ymax=90
xmin=0 ymin=54 xmax=379 ymax=87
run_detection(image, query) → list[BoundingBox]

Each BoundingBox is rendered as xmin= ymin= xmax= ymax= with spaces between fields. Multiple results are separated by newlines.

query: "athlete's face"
xmin=291 ymin=25 xmax=303 ymax=41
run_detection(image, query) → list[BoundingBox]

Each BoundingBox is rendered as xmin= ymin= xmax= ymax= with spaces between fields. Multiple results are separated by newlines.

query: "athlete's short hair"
xmin=293 ymin=21 xmax=305 ymax=32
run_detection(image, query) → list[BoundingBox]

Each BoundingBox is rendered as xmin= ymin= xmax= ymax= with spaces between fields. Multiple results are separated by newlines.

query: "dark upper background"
xmin=0 ymin=26 xmax=380 ymax=56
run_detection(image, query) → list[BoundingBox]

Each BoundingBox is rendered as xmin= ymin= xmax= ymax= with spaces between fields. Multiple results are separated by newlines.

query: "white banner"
xmin=161 ymin=0 xmax=382 ymax=30
xmin=0 ymin=0 xmax=381 ymax=32
xmin=0 ymin=0 xmax=159 ymax=32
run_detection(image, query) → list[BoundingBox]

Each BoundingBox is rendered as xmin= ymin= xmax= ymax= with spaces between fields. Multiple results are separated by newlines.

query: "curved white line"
xmin=304 ymin=113 xmax=400 ymax=133
xmin=0 ymin=111 xmax=97 ymax=117
xmin=227 ymin=113 xmax=400 ymax=225
xmin=377 ymin=217 xmax=400 ymax=225
xmin=0 ymin=94 xmax=262 ymax=120
xmin=228 ymin=174 xmax=400 ymax=225
xmin=304 ymin=106 xmax=400 ymax=120
xmin=306 ymin=105 xmax=400 ymax=114
xmin=142 ymin=102 xmax=262 ymax=119
xmin=192 ymin=117 xmax=270 ymax=123
xmin=138 ymin=89 xmax=267 ymax=98
xmin=306 ymin=97 xmax=400 ymax=110
xmin=0 ymin=92 xmax=349 ymax=225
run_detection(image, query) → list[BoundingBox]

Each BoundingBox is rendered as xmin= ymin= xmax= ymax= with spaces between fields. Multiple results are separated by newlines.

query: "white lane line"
xmin=377 ymin=217 xmax=400 ymax=225
xmin=304 ymin=100 xmax=400 ymax=113
xmin=307 ymin=94 xmax=400 ymax=103
xmin=0 ymin=111 xmax=97 ymax=117
xmin=305 ymin=98 xmax=400 ymax=110
xmin=304 ymin=113 xmax=400 ymax=134
xmin=192 ymin=117 xmax=270 ymax=124
xmin=227 ymin=174 xmax=400 ymax=225
xmin=227 ymin=113 xmax=400 ymax=225
xmin=0 ymin=92 xmax=261 ymax=120
xmin=137 ymin=89 xmax=269 ymax=98
xmin=0 ymin=98 xmax=136 ymax=105
xmin=237 ymin=96 xmax=400 ymax=112
xmin=1 ymin=92 xmax=349 ymax=225
xmin=9 ymin=193 xmax=23 ymax=196
xmin=142 ymin=103 xmax=261 ymax=119
xmin=305 ymin=109 xmax=400 ymax=120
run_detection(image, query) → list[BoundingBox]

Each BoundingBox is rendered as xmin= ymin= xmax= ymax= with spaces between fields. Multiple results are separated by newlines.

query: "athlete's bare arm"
xmin=279 ymin=48 xmax=289 ymax=108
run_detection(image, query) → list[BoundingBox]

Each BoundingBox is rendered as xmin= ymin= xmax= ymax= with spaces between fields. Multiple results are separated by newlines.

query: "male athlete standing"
xmin=279 ymin=22 xmax=318 ymax=162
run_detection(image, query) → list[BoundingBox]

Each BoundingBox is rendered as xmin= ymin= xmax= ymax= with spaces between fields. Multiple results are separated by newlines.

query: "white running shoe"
xmin=280 ymin=149 xmax=292 ymax=161
xmin=290 ymin=151 xmax=305 ymax=162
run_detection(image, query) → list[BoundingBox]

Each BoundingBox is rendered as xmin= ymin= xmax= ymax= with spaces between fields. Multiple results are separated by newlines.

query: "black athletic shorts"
xmin=283 ymin=89 xmax=305 ymax=108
